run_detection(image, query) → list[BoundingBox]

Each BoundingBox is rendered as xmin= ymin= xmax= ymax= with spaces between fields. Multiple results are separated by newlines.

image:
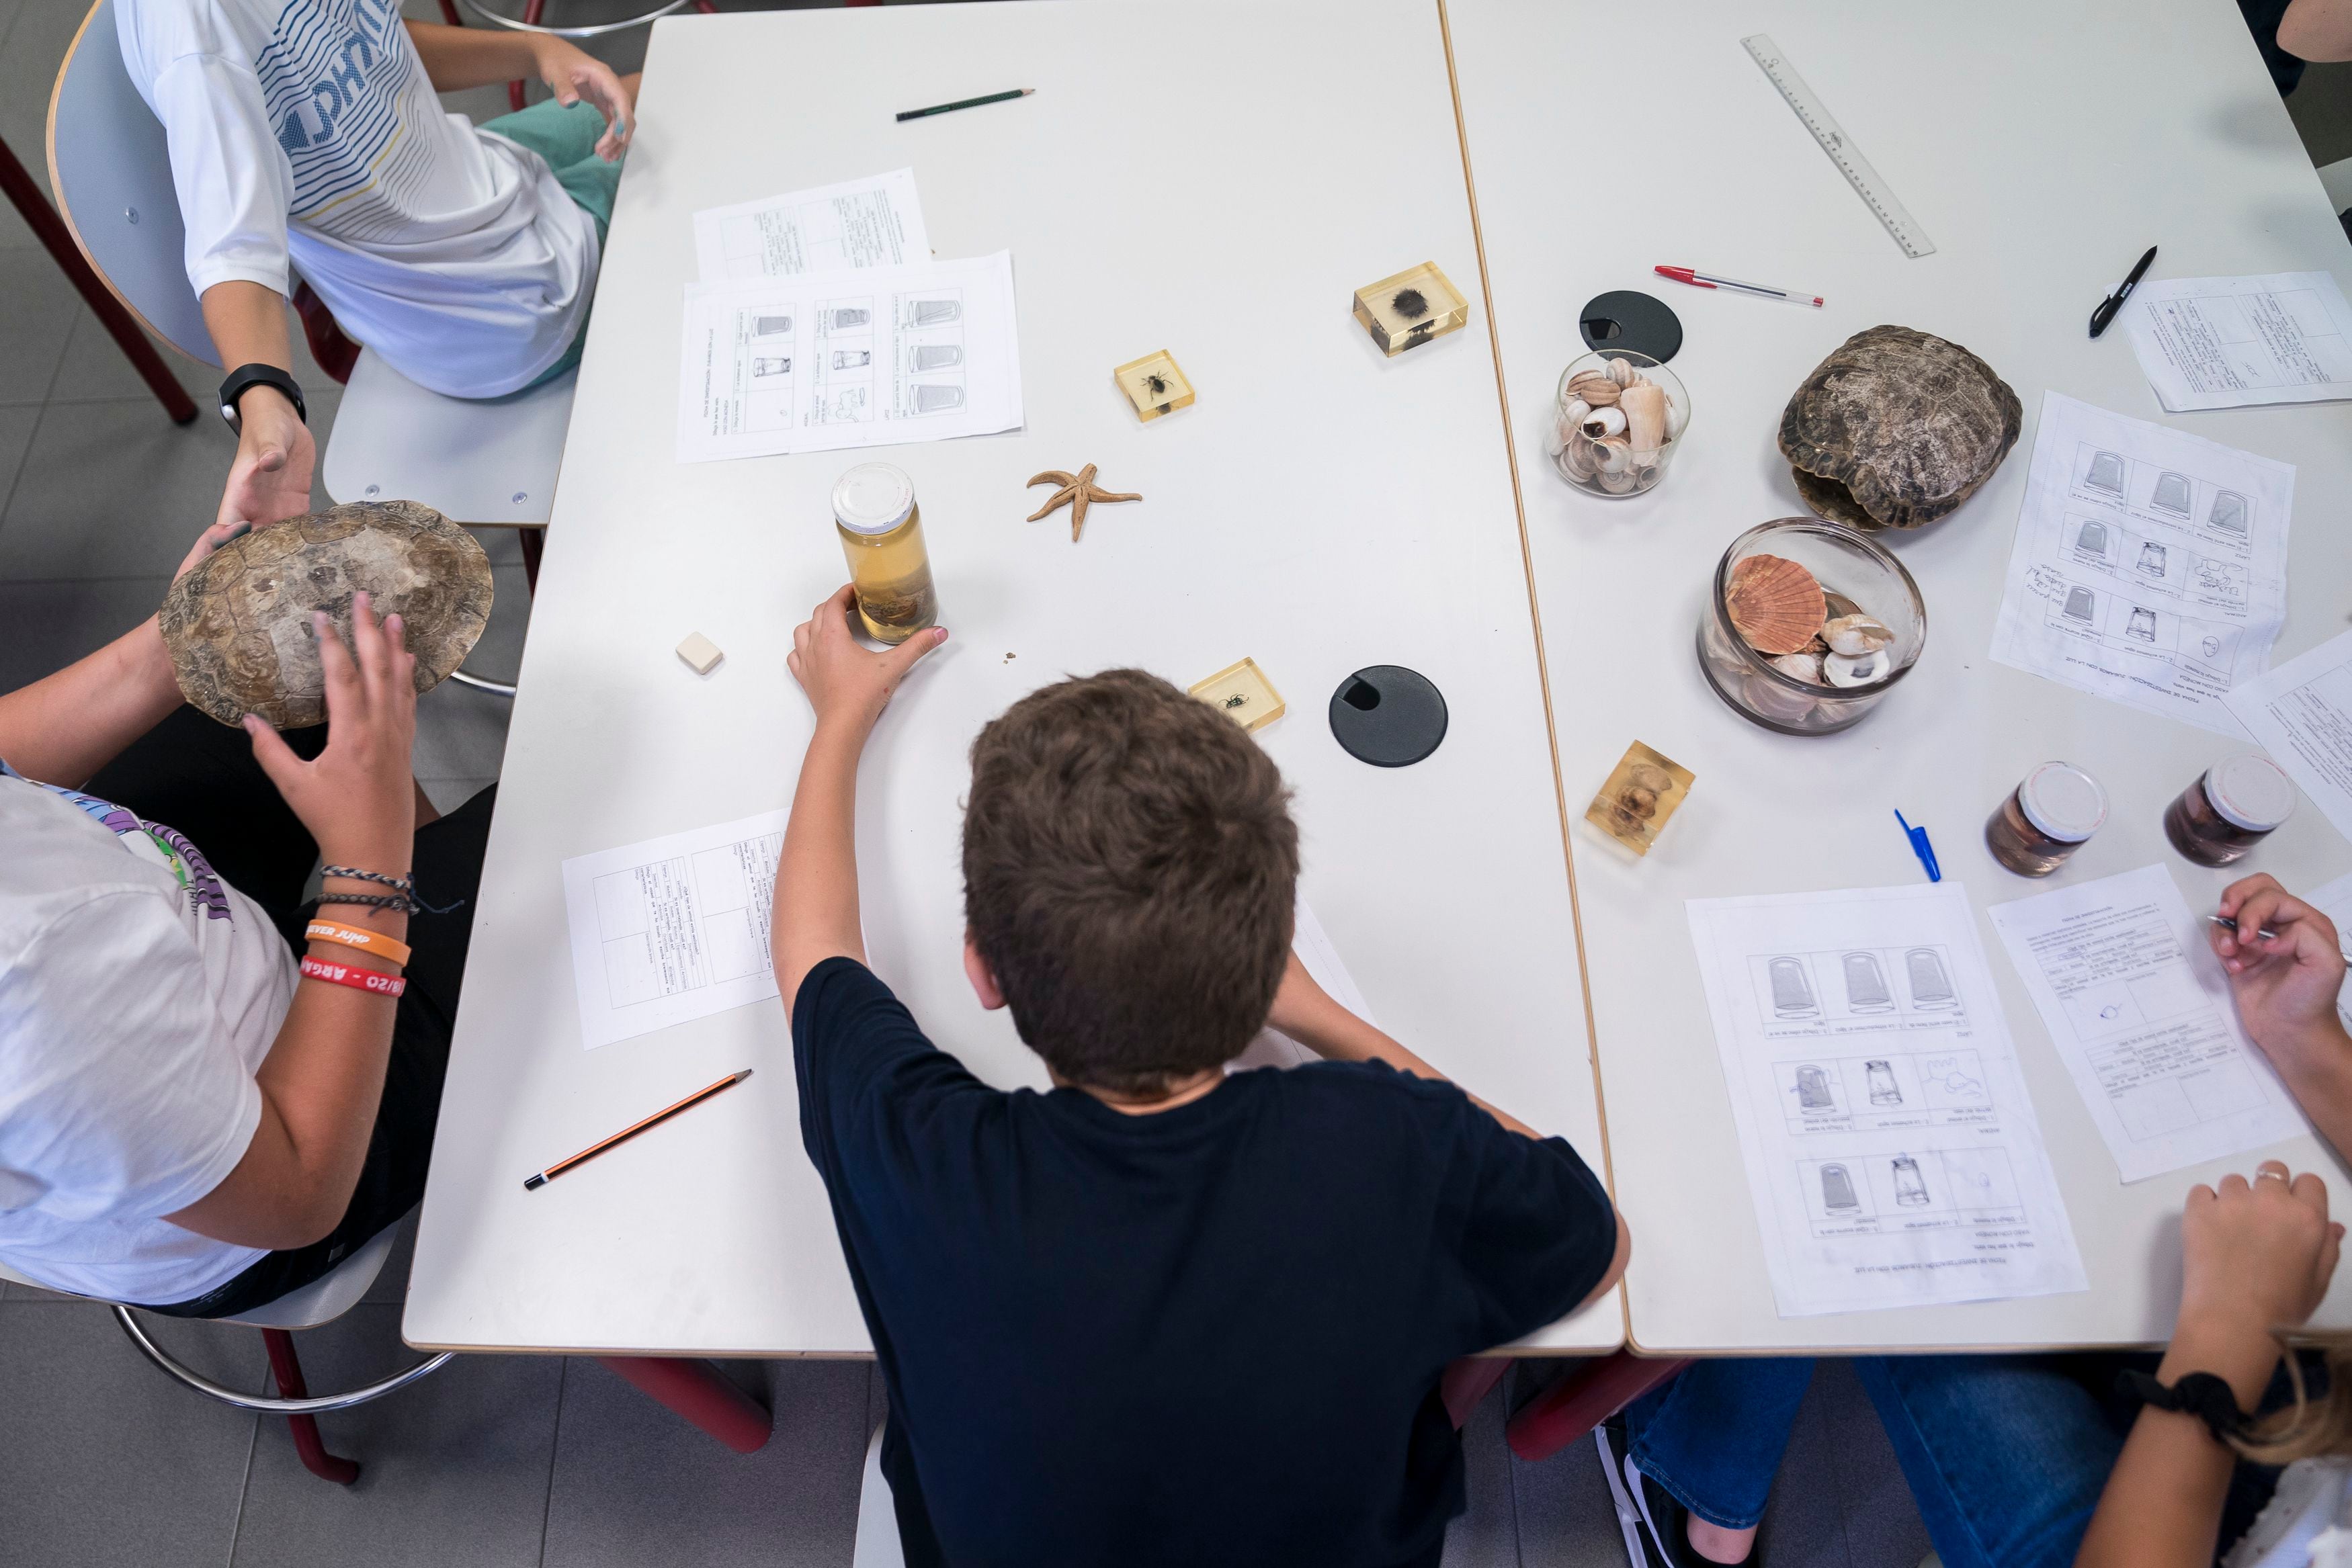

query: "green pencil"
xmin=896 ymin=87 xmax=1034 ymax=122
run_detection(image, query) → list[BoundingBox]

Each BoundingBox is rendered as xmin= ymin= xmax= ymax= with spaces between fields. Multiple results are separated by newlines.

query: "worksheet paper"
xmin=675 ymin=251 xmax=1023 ymax=464
xmin=2224 ymin=628 xmax=2352 ymax=842
xmin=691 ymin=169 xmax=929 ymax=283
xmin=1230 ymin=899 xmax=1374 ymax=1072
xmin=1685 ymin=883 xmax=2085 ymax=1317
xmin=2121 ymin=271 xmax=2352 ymax=411
xmin=561 ymin=808 xmax=787 ymax=1049
xmin=1988 ymin=865 xmax=2306 ymax=1182
xmin=1989 ymin=392 xmax=2292 ymax=736
xmin=2302 ymin=873 xmax=2352 ymax=1036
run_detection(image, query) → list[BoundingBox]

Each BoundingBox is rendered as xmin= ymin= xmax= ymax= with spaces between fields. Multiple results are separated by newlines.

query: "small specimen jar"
xmin=2163 ymin=755 xmax=2296 ymax=867
xmin=1985 ymin=762 xmax=2108 ymax=877
xmin=832 ymin=462 xmax=937 ymax=645
xmin=1547 ymin=351 xmax=1691 ymax=498
xmin=1697 ymin=519 xmax=1924 ymax=736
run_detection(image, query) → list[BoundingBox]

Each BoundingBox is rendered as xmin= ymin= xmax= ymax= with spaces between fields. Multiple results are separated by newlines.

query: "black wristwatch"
xmin=218 ymin=363 xmax=306 ymax=435
xmin=2117 ymin=1369 xmax=2249 ymax=1442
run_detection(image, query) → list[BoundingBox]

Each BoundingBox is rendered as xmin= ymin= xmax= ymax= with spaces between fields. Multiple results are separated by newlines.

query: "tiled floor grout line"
xmin=536 ymin=1357 xmax=570 ymax=1568
xmin=224 ymin=1407 xmax=261 ymax=1568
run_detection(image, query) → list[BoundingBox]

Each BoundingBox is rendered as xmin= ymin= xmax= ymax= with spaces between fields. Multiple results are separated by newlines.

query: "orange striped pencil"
xmin=523 ymin=1070 xmax=752 ymax=1191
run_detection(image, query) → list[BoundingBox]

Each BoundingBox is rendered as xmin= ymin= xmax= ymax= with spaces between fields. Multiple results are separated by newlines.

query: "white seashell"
xmin=1821 ymin=614 xmax=1894 ymax=657
xmin=1664 ymin=394 xmax=1688 ymax=441
xmin=1769 ymin=652 xmax=1822 ymax=683
xmin=1607 ymin=357 xmax=1634 ymax=386
xmin=1581 ymin=404 xmax=1628 ymax=439
xmin=1742 ymin=669 xmax=1817 ymax=724
xmin=1620 ymin=382 xmax=1666 ymax=452
xmin=1598 ymin=466 xmax=1637 ymax=494
xmin=1592 ymin=433 xmax=1633 ymax=475
xmin=1824 ymin=648 xmax=1892 ymax=688
xmin=1555 ymin=433 xmax=1596 ymax=480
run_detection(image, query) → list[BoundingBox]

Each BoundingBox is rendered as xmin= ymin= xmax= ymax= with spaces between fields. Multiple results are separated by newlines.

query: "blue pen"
xmin=1894 ymin=810 xmax=1941 ymax=883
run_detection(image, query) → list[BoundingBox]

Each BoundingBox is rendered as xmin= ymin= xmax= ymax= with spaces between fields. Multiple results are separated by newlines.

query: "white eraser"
xmin=675 ymin=632 xmax=724 ymax=675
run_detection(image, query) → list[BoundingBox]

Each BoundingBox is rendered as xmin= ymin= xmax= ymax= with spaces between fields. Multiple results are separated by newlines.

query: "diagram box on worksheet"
xmin=1353 ymin=263 xmax=1468 ymax=356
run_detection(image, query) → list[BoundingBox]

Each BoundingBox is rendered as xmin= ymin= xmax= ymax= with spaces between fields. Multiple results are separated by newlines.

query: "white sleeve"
xmin=0 ymin=892 xmax=263 ymax=1227
xmin=116 ymin=0 xmax=294 ymax=299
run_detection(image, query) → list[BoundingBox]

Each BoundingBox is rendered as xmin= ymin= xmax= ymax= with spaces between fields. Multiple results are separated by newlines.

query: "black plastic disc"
xmin=1578 ymin=290 xmax=1683 ymax=363
xmin=1329 ymin=666 xmax=1448 ymax=767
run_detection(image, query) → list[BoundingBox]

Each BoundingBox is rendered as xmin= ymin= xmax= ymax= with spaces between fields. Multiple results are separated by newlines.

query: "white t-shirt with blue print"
xmin=117 ymin=0 xmax=597 ymax=396
xmin=0 ymin=771 xmax=290 ymax=1303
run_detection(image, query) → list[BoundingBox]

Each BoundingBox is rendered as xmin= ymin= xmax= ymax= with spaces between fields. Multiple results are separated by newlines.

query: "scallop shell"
xmin=1724 ymin=554 xmax=1828 ymax=656
xmin=1822 ymin=614 xmax=1894 ymax=656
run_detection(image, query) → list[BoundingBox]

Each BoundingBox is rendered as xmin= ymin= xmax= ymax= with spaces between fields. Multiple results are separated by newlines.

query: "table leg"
xmin=261 ymin=1329 xmax=362 ymax=1484
xmin=594 ymin=1356 xmax=773 ymax=1453
xmin=1439 ymin=1355 xmax=1510 ymax=1430
xmin=0 ymin=134 xmax=197 ymax=425
xmin=1503 ymin=1352 xmax=1691 ymax=1463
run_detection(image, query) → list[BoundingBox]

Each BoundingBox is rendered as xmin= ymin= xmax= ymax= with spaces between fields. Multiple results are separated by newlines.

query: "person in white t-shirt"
xmin=117 ymin=0 xmax=639 ymax=532
xmin=0 ymin=520 xmax=492 ymax=1313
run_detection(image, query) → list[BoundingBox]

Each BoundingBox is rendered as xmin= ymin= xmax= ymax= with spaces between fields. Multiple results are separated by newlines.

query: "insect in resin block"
xmin=1583 ymin=740 xmax=1693 ymax=855
xmin=1352 ymin=262 xmax=1469 ymax=356
xmin=1189 ymin=658 xmax=1286 ymax=733
xmin=1113 ymin=350 xmax=1195 ymax=421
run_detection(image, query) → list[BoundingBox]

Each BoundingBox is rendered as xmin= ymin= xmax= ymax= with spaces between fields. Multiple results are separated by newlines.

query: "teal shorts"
xmin=479 ymin=97 xmax=624 ymax=386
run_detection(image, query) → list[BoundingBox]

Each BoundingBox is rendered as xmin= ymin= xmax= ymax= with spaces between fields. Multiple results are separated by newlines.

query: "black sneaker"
xmin=1593 ymin=1414 xmax=1760 ymax=1568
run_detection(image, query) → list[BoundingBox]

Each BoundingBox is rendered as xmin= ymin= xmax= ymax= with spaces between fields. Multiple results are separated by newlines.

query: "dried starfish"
xmin=1026 ymin=464 xmax=1141 ymax=542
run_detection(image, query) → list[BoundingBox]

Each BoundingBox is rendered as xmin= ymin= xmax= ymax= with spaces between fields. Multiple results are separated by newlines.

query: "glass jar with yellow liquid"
xmin=831 ymin=462 xmax=938 ymax=644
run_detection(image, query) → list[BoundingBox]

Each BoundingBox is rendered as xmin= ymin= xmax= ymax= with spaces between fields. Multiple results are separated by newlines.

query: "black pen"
xmin=2089 ymin=246 xmax=2157 ymax=339
xmin=896 ymin=87 xmax=1033 ymax=122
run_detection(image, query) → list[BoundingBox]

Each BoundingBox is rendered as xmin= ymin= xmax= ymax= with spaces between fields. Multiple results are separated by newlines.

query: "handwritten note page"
xmin=1686 ymin=883 xmax=2085 ymax=1317
xmin=2224 ymin=627 xmax=2352 ymax=842
xmin=675 ymin=252 xmax=1023 ymax=464
xmin=691 ymin=169 xmax=929 ymax=282
xmin=561 ymin=808 xmax=788 ymax=1049
xmin=1990 ymin=392 xmax=2292 ymax=736
xmin=1988 ymin=865 xmax=2306 ymax=1181
xmin=2122 ymin=271 xmax=2352 ymax=411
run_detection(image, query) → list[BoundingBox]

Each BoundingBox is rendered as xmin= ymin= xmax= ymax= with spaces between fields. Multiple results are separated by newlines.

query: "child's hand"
xmin=531 ymin=38 xmax=635 ymax=159
xmin=2177 ymin=1163 xmax=2340 ymax=1348
xmin=787 ymin=585 xmax=947 ymax=736
xmin=2212 ymin=875 xmax=2349 ymax=1074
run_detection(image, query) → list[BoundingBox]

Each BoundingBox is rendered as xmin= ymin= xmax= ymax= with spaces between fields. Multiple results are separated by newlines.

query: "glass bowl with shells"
xmin=1697 ymin=519 xmax=1926 ymax=735
xmin=1546 ymin=351 xmax=1689 ymax=497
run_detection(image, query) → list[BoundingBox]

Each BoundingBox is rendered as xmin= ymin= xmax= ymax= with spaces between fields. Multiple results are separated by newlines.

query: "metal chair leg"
xmin=262 ymin=1329 xmax=360 ymax=1484
xmin=112 ymin=1306 xmax=452 ymax=1414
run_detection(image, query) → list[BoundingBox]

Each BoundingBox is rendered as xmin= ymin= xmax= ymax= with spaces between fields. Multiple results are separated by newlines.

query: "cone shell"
xmin=1725 ymin=554 xmax=1827 ymax=656
xmin=1621 ymin=382 xmax=1667 ymax=452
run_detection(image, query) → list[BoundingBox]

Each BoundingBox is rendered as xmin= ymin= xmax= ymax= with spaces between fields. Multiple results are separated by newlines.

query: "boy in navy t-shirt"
xmin=769 ymin=588 xmax=1628 ymax=1568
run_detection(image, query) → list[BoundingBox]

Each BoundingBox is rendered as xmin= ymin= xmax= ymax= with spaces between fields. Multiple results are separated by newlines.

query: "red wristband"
xmin=299 ymin=955 xmax=407 ymax=998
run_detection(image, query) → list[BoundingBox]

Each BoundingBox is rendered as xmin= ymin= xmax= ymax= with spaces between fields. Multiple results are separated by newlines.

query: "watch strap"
xmin=218 ymin=363 xmax=306 ymax=433
xmin=2117 ymin=1368 xmax=2249 ymax=1442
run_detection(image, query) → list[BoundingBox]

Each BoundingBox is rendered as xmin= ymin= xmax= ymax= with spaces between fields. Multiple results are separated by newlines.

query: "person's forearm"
xmin=773 ymin=720 xmax=870 ymax=1018
xmin=2074 ymin=1322 xmax=2279 ymax=1568
xmin=0 ymin=617 xmax=183 ymax=786
xmin=1276 ymin=984 xmax=1541 ymax=1138
xmin=403 ymin=21 xmax=540 ymax=91
xmin=202 ymin=278 xmax=292 ymax=373
xmin=2260 ymin=1021 xmax=2352 ymax=1160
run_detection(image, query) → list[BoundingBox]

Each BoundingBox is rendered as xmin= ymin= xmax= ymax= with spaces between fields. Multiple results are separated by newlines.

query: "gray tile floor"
xmin=25 ymin=0 xmax=2346 ymax=1563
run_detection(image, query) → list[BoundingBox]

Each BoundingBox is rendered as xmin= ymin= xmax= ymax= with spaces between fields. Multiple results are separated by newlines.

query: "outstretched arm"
xmin=771 ymin=586 xmax=948 ymax=1017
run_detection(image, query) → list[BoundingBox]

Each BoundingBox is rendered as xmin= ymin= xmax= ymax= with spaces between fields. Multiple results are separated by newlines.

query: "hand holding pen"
xmin=2209 ymin=874 xmax=2351 ymax=1074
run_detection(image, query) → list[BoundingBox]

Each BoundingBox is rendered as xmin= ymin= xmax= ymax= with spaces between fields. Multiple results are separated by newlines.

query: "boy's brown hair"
xmin=962 ymin=670 xmax=1298 ymax=1095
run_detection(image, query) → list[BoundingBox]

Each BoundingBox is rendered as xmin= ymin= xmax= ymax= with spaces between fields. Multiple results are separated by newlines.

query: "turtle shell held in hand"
xmin=159 ymin=500 xmax=492 ymax=729
xmin=1777 ymin=325 xmax=2021 ymax=531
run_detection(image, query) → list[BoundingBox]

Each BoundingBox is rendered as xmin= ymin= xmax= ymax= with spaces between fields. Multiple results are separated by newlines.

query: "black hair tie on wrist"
xmin=2117 ymin=1369 xmax=2249 ymax=1443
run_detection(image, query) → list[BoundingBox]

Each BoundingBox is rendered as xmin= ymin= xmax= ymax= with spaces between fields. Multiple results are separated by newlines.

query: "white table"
xmin=407 ymin=0 xmax=1621 ymax=1358
xmin=1447 ymin=0 xmax=2352 ymax=1352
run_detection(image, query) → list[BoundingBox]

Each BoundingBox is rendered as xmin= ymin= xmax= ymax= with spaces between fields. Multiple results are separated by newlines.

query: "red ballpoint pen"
xmin=1654 ymin=266 xmax=1824 ymax=308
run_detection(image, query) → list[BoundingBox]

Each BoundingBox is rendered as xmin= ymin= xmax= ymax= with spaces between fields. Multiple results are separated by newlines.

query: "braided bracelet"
xmin=299 ymin=955 xmax=406 ymax=998
xmin=316 ymin=891 xmax=415 ymax=916
xmin=320 ymin=865 xmax=415 ymax=894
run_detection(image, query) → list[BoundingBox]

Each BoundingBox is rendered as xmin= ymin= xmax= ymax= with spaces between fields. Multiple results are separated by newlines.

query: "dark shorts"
xmin=83 ymin=706 xmax=494 ymax=1318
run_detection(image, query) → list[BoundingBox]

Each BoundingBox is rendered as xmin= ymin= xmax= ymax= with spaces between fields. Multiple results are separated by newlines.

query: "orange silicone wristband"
xmin=304 ymin=920 xmax=412 ymax=966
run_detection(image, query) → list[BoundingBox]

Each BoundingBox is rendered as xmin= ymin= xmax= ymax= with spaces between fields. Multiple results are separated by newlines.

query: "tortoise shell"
xmin=1777 ymin=325 xmax=2021 ymax=530
xmin=158 ymin=500 xmax=493 ymax=729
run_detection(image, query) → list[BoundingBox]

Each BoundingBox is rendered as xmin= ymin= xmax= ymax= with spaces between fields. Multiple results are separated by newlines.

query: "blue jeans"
xmin=1627 ymin=1355 xmax=2290 ymax=1568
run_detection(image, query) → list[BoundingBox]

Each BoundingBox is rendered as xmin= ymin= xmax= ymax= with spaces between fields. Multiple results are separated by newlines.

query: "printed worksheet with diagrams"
xmin=675 ymin=251 xmax=1022 ymax=464
xmin=1990 ymin=392 xmax=2292 ymax=736
xmin=1230 ymin=899 xmax=1374 ymax=1072
xmin=2121 ymin=271 xmax=2352 ymax=411
xmin=691 ymin=169 xmax=929 ymax=282
xmin=1988 ymin=865 xmax=2307 ymax=1182
xmin=1686 ymin=883 xmax=2086 ymax=1317
xmin=2225 ymin=627 xmax=2352 ymax=842
xmin=560 ymin=808 xmax=787 ymax=1049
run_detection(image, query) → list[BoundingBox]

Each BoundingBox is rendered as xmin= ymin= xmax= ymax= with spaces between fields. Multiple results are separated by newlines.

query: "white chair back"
xmin=47 ymin=0 xmax=217 ymax=364
xmin=0 ymin=1223 xmax=396 ymax=1329
xmin=853 ymin=1422 xmax=907 ymax=1568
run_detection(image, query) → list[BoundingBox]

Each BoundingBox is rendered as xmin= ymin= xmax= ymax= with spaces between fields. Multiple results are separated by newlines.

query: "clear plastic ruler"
xmin=1742 ymin=34 xmax=1936 ymax=259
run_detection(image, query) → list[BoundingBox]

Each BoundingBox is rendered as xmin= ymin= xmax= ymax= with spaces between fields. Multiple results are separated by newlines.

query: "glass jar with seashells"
xmin=1698 ymin=519 xmax=1925 ymax=735
xmin=1547 ymin=351 xmax=1690 ymax=497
